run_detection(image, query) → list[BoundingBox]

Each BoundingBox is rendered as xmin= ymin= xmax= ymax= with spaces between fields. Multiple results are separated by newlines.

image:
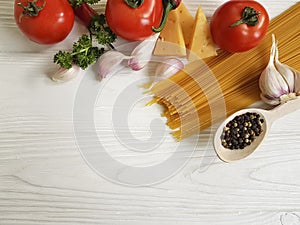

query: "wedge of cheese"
xmin=153 ymin=9 xmax=186 ymax=56
xmin=187 ymin=6 xmax=217 ymax=61
xmin=177 ymin=2 xmax=195 ymax=49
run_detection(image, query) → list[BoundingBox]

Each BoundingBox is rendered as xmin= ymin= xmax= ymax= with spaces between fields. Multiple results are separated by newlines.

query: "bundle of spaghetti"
xmin=148 ymin=3 xmax=300 ymax=141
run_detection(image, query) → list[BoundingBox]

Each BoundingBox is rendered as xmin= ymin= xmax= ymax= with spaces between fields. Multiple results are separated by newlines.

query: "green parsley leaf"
xmin=72 ymin=35 xmax=104 ymax=70
xmin=53 ymin=51 xmax=73 ymax=69
xmin=74 ymin=46 xmax=103 ymax=70
xmin=53 ymin=35 xmax=103 ymax=70
xmin=94 ymin=27 xmax=116 ymax=45
xmin=54 ymin=5 xmax=116 ymax=70
xmin=89 ymin=14 xmax=117 ymax=45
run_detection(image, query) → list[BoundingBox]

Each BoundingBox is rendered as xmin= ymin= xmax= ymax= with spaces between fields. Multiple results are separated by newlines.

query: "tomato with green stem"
xmin=14 ymin=0 xmax=75 ymax=44
xmin=210 ymin=0 xmax=269 ymax=53
xmin=105 ymin=0 xmax=181 ymax=41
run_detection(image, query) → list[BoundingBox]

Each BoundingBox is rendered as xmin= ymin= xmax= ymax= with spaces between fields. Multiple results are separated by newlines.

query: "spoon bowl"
xmin=214 ymin=97 xmax=300 ymax=163
xmin=214 ymin=108 xmax=269 ymax=162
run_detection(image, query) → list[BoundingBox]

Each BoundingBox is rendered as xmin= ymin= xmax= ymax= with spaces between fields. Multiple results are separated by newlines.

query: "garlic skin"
xmin=97 ymin=50 xmax=131 ymax=79
xmin=293 ymin=69 xmax=300 ymax=95
xmin=155 ymin=58 xmax=184 ymax=78
xmin=144 ymin=58 xmax=184 ymax=90
xmin=259 ymin=35 xmax=300 ymax=105
xmin=51 ymin=65 xmax=80 ymax=83
xmin=273 ymin=37 xmax=294 ymax=93
xmin=128 ymin=33 xmax=160 ymax=71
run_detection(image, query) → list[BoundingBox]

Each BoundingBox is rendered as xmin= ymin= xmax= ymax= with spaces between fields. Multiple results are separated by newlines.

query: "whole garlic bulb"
xmin=259 ymin=35 xmax=300 ymax=105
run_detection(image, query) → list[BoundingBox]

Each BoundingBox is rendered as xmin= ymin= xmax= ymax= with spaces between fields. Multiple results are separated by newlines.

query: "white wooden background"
xmin=1 ymin=0 xmax=300 ymax=224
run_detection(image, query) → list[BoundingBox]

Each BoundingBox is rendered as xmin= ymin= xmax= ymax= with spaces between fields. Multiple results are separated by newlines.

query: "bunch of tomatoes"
xmin=14 ymin=0 xmax=269 ymax=53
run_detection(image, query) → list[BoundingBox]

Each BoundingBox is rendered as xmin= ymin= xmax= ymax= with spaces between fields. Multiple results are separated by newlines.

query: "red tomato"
xmin=105 ymin=0 xmax=163 ymax=41
xmin=14 ymin=0 xmax=74 ymax=44
xmin=210 ymin=1 xmax=269 ymax=53
xmin=74 ymin=3 xmax=98 ymax=27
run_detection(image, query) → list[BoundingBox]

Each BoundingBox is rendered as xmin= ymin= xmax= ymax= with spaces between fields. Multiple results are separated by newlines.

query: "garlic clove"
xmin=273 ymin=36 xmax=295 ymax=92
xmin=155 ymin=58 xmax=184 ymax=78
xmin=293 ymin=69 xmax=300 ymax=95
xmin=97 ymin=50 xmax=131 ymax=79
xmin=51 ymin=65 xmax=80 ymax=83
xmin=128 ymin=33 xmax=160 ymax=71
xmin=260 ymin=93 xmax=281 ymax=105
xmin=259 ymin=35 xmax=293 ymax=105
xmin=145 ymin=58 xmax=184 ymax=90
xmin=275 ymin=61 xmax=295 ymax=92
xmin=259 ymin=63 xmax=290 ymax=104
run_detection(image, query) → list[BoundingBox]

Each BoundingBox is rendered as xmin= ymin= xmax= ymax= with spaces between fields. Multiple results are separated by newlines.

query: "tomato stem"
xmin=229 ymin=7 xmax=260 ymax=28
xmin=17 ymin=0 xmax=46 ymax=22
xmin=124 ymin=0 xmax=144 ymax=8
xmin=152 ymin=0 xmax=180 ymax=32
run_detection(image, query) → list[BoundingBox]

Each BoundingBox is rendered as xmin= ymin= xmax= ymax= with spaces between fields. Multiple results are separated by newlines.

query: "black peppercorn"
xmin=221 ymin=112 xmax=264 ymax=150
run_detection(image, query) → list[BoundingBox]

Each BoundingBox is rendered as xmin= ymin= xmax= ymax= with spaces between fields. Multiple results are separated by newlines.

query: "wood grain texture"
xmin=0 ymin=0 xmax=300 ymax=224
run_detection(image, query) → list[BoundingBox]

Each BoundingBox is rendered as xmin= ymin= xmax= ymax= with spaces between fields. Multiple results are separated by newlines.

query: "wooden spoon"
xmin=214 ymin=97 xmax=300 ymax=163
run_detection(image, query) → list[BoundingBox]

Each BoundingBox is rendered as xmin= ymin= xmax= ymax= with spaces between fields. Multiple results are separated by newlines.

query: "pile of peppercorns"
xmin=221 ymin=112 xmax=265 ymax=150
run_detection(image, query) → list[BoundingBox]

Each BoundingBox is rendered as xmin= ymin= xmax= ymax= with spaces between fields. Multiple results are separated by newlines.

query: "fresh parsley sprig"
xmin=54 ymin=35 xmax=104 ymax=70
xmin=53 ymin=13 xmax=116 ymax=70
xmin=89 ymin=14 xmax=116 ymax=46
xmin=53 ymin=51 xmax=73 ymax=69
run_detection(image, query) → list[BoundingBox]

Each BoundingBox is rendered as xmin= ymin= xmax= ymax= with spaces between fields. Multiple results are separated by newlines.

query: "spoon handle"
xmin=269 ymin=97 xmax=300 ymax=122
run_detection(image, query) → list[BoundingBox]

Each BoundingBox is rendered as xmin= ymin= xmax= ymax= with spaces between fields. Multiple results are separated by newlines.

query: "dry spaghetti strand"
xmin=149 ymin=3 xmax=300 ymax=141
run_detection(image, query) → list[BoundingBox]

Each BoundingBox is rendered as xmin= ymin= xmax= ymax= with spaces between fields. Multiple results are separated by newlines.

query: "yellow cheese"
xmin=187 ymin=6 xmax=217 ymax=61
xmin=153 ymin=9 xmax=186 ymax=56
xmin=177 ymin=2 xmax=195 ymax=49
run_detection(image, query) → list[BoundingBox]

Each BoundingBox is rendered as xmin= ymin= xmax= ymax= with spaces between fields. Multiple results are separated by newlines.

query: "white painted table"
xmin=1 ymin=0 xmax=300 ymax=224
